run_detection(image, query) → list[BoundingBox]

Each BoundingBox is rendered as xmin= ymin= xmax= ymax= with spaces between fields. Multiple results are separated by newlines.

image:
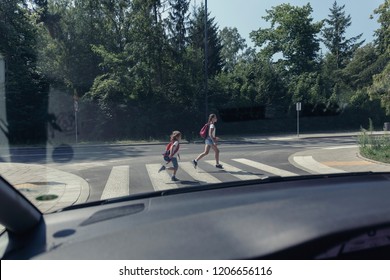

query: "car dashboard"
xmin=2 ymin=172 xmax=390 ymax=260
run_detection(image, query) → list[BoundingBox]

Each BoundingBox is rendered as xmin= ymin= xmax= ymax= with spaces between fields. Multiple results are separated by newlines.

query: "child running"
xmin=158 ymin=130 xmax=181 ymax=181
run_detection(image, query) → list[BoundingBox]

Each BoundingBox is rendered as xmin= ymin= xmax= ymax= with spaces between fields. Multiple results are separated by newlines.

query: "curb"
xmin=0 ymin=162 xmax=90 ymax=213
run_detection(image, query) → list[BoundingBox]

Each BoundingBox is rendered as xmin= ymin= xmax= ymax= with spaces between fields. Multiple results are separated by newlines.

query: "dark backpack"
xmin=199 ymin=123 xmax=209 ymax=138
xmin=163 ymin=141 xmax=180 ymax=162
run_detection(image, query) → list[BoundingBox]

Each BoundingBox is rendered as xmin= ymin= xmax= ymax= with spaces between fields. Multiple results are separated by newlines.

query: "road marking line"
xmin=180 ymin=162 xmax=221 ymax=184
xmin=145 ymin=164 xmax=179 ymax=191
xmin=205 ymin=160 xmax=261 ymax=180
xmin=101 ymin=165 xmax=129 ymax=200
xmin=293 ymin=156 xmax=345 ymax=174
xmin=322 ymin=161 xmax=373 ymax=166
xmin=324 ymin=145 xmax=358 ymax=150
xmin=233 ymin=158 xmax=297 ymax=177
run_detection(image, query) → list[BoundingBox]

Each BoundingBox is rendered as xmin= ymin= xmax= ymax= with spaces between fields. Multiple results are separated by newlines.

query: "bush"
xmin=358 ymin=119 xmax=390 ymax=163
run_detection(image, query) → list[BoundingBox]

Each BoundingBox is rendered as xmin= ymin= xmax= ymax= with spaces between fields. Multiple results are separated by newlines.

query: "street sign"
xmin=296 ymin=102 xmax=301 ymax=111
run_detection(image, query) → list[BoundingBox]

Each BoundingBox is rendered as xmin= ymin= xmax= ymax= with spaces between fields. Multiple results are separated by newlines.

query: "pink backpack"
xmin=199 ymin=123 xmax=209 ymax=138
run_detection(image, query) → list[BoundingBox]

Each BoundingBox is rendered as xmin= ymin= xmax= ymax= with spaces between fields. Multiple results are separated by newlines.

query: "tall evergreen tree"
xmin=322 ymin=1 xmax=365 ymax=69
xmin=165 ymin=0 xmax=200 ymax=111
xmin=188 ymin=3 xmax=223 ymax=77
xmin=167 ymin=0 xmax=190 ymax=58
xmin=372 ymin=0 xmax=389 ymax=55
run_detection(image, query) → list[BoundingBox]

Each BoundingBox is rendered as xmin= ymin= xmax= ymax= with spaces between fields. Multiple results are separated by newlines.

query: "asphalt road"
xmin=7 ymin=135 xmax=355 ymax=202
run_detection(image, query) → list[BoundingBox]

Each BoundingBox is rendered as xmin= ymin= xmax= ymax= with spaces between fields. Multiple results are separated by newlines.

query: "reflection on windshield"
xmin=0 ymin=54 xmax=6 ymax=149
xmin=0 ymin=0 xmax=389 ymax=212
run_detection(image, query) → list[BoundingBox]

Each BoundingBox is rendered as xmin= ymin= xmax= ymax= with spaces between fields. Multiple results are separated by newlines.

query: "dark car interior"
xmin=2 ymin=172 xmax=390 ymax=260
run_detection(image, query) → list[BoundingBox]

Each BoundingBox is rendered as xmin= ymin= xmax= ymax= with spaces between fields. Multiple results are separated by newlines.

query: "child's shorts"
xmin=205 ymin=136 xmax=214 ymax=146
xmin=171 ymin=157 xmax=178 ymax=169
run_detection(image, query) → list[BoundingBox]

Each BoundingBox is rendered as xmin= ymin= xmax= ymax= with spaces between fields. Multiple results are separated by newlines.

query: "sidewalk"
xmin=290 ymin=145 xmax=390 ymax=174
xmin=0 ymin=163 xmax=89 ymax=213
xmin=0 ymin=131 xmax=389 ymax=214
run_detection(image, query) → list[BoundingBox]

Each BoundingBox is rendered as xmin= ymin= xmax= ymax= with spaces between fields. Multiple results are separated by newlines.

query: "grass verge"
xmin=358 ymin=119 xmax=390 ymax=164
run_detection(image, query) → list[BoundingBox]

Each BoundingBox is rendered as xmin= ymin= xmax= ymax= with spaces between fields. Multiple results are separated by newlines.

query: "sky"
xmin=191 ymin=0 xmax=384 ymax=48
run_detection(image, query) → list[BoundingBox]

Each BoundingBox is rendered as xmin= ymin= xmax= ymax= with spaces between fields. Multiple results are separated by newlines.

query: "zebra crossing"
xmin=145 ymin=163 xmax=180 ymax=191
xmin=98 ymin=155 xmax=356 ymax=200
xmin=99 ymin=158 xmax=311 ymax=200
xmin=205 ymin=160 xmax=261 ymax=181
xmin=100 ymin=166 xmax=130 ymax=199
xmin=180 ymin=162 xmax=222 ymax=184
xmin=232 ymin=158 xmax=297 ymax=177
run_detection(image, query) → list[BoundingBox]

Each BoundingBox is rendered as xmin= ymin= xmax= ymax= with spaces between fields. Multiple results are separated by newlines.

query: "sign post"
xmin=296 ymin=102 xmax=301 ymax=138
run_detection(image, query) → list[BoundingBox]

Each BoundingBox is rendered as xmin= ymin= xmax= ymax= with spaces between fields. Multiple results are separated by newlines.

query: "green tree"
xmin=189 ymin=3 xmax=223 ymax=77
xmin=319 ymin=53 xmax=351 ymax=107
xmin=127 ymin=0 xmax=166 ymax=91
xmin=368 ymin=0 xmax=390 ymax=114
xmin=219 ymin=27 xmax=247 ymax=72
xmin=164 ymin=0 xmax=201 ymax=117
xmin=368 ymin=56 xmax=390 ymax=114
xmin=319 ymin=0 xmax=365 ymax=111
xmin=85 ymin=0 xmax=192 ymax=139
xmin=167 ymin=0 xmax=190 ymax=58
xmin=86 ymin=0 xmax=162 ymax=106
xmin=372 ymin=0 xmax=390 ymax=55
xmin=342 ymin=44 xmax=381 ymax=90
xmin=0 ymin=0 xmax=49 ymax=145
xmin=250 ymin=3 xmax=323 ymax=75
xmin=322 ymin=1 xmax=365 ymax=69
xmin=39 ymin=0 xmax=106 ymax=95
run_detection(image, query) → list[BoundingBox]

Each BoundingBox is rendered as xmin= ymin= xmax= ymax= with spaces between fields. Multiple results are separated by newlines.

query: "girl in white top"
xmin=192 ymin=114 xmax=223 ymax=169
xmin=158 ymin=131 xmax=181 ymax=181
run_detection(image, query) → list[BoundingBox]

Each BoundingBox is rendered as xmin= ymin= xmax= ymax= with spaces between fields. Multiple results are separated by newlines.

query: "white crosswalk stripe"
xmin=101 ymin=165 xmax=129 ymax=200
xmin=145 ymin=163 xmax=180 ymax=191
xmin=205 ymin=160 xmax=261 ymax=180
xmin=233 ymin=158 xmax=298 ymax=177
xmin=180 ymin=162 xmax=221 ymax=184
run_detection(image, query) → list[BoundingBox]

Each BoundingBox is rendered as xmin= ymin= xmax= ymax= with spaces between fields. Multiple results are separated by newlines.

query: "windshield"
xmin=0 ymin=0 xmax=389 ymax=218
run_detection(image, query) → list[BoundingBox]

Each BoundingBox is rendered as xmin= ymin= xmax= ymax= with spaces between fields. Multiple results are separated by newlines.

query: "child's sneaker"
xmin=215 ymin=164 xmax=223 ymax=169
xmin=171 ymin=176 xmax=179 ymax=181
xmin=192 ymin=160 xmax=197 ymax=169
xmin=158 ymin=165 xmax=166 ymax=173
